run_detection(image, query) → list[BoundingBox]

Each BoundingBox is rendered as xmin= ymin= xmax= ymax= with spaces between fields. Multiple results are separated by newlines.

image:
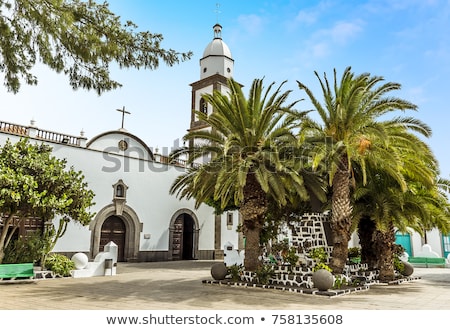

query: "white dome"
xmin=202 ymin=38 xmax=232 ymax=58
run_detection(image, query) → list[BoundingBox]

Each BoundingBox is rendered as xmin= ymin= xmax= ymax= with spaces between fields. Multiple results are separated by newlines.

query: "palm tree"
xmin=292 ymin=66 xmax=422 ymax=274
xmin=169 ymin=78 xmax=325 ymax=271
xmin=353 ymin=171 xmax=450 ymax=281
xmin=352 ymin=123 xmax=450 ymax=280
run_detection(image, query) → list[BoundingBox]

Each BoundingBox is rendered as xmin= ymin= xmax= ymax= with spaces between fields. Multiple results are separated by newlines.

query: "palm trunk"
xmin=330 ymin=154 xmax=353 ymax=274
xmin=374 ymin=222 xmax=396 ymax=282
xmin=358 ymin=216 xmax=378 ymax=269
xmin=239 ymin=173 xmax=267 ymax=272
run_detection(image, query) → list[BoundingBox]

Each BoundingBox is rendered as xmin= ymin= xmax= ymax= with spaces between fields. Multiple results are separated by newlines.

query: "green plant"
xmin=347 ymin=247 xmax=361 ymax=258
xmin=254 ymin=264 xmax=275 ymax=285
xmin=394 ymin=257 xmax=405 ymax=273
xmin=308 ymin=247 xmax=332 ymax=272
xmin=3 ymin=231 xmax=45 ymax=264
xmin=313 ymin=262 xmax=333 ymax=272
xmin=270 ymin=239 xmax=299 ymax=268
xmin=333 ymin=275 xmax=347 ymax=289
xmin=284 ymin=247 xmax=299 ymax=267
xmin=45 ymin=254 xmax=75 ymax=277
xmin=227 ymin=264 xmax=244 ymax=282
xmin=347 ymin=247 xmax=361 ymax=264
xmin=393 ymin=244 xmax=406 ymax=274
xmin=271 ymin=239 xmax=289 ymax=255
xmin=350 ymin=277 xmax=362 ymax=287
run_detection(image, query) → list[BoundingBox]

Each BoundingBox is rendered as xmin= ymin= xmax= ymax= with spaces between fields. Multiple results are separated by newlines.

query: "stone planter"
xmin=312 ymin=269 xmax=334 ymax=291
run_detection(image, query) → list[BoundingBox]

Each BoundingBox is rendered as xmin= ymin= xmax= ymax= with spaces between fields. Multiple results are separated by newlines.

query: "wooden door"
xmin=100 ymin=216 xmax=126 ymax=261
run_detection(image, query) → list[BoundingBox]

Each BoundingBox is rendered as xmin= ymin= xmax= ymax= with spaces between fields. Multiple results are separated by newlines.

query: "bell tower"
xmin=189 ymin=23 xmax=237 ymax=132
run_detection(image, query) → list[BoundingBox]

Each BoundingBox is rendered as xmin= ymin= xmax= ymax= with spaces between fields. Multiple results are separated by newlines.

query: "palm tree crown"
xmin=293 ymin=66 xmax=426 ymax=274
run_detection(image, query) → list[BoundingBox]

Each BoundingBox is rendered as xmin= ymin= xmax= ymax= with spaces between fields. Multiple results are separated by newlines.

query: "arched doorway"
xmin=90 ymin=204 xmax=142 ymax=262
xmin=100 ymin=216 xmax=126 ymax=262
xmin=169 ymin=210 xmax=199 ymax=260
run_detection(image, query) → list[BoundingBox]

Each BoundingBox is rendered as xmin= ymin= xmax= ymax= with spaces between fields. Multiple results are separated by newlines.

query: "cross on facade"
xmin=116 ymin=106 xmax=130 ymax=129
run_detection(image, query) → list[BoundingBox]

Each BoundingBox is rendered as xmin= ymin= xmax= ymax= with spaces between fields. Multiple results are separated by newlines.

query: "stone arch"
xmin=168 ymin=208 xmax=200 ymax=261
xmin=90 ymin=204 xmax=142 ymax=261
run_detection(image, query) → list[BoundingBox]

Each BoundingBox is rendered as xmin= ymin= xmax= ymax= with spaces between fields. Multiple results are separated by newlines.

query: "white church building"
xmin=1 ymin=23 xmax=449 ymax=264
xmin=0 ymin=23 xmax=243 ymax=263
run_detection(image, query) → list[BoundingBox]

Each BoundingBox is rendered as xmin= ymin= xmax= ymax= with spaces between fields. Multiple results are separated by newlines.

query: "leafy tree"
xmin=292 ymin=66 xmax=423 ymax=274
xmin=0 ymin=0 xmax=192 ymax=94
xmin=0 ymin=138 xmax=95 ymax=264
xmin=170 ymin=78 xmax=326 ymax=271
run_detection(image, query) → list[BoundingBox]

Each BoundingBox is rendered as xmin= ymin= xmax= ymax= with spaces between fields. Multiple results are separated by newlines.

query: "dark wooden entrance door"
xmin=172 ymin=214 xmax=194 ymax=260
xmin=182 ymin=215 xmax=194 ymax=260
xmin=100 ymin=216 xmax=126 ymax=262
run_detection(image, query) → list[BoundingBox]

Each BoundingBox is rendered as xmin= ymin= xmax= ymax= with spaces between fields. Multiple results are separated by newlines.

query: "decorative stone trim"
xmin=202 ymin=279 xmax=370 ymax=297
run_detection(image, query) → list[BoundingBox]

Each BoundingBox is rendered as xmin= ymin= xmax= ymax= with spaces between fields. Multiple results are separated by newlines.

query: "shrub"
xmin=45 ymin=254 xmax=75 ymax=277
xmin=3 ymin=231 xmax=45 ymax=264
xmin=347 ymin=247 xmax=361 ymax=259
xmin=308 ymin=247 xmax=332 ymax=272
xmin=254 ymin=264 xmax=275 ymax=285
xmin=393 ymin=244 xmax=406 ymax=273
xmin=284 ymin=247 xmax=299 ymax=267
xmin=227 ymin=264 xmax=244 ymax=282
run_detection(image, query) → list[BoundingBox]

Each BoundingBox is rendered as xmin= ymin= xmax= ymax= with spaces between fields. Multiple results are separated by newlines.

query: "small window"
xmin=227 ymin=213 xmax=233 ymax=226
xmin=203 ymin=67 xmax=207 ymax=73
xmin=116 ymin=185 xmax=124 ymax=197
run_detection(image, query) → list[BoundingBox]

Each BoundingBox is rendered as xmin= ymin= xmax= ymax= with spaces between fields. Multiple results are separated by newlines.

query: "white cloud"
xmin=311 ymin=42 xmax=330 ymax=58
xmin=237 ymin=14 xmax=264 ymax=36
xmin=321 ymin=20 xmax=364 ymax=45
xmin=298 ymin=19 xmax=364 ymax=60
xmin=295 ymin=9 xmax=318 ymax=26
xmin=291 ymin=1 xmax=335 ymax=27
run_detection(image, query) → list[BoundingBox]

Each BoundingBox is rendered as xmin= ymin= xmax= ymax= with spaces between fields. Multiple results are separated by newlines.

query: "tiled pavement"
xmin=1 ymin=260 xmax=450 ymax=310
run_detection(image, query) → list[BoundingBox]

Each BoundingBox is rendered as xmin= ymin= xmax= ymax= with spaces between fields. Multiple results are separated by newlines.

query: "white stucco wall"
xmin=220 ymin=211 xmax=240 ymax=249
xmin=0 ymin=129 xmax=221 ymax=256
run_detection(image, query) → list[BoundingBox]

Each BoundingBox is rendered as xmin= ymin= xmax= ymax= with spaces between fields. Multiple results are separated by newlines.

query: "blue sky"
xmin=1 ymin=0 xmax=450 ymax=177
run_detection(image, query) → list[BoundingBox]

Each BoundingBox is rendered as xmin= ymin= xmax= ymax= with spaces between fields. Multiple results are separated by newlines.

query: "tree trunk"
xmin=329 ymin=154 xmax=353 ymax=274
xmin=374 ymin=222 xmax=396 ymax=282
xmin=358 ymin=216 xmax=378 ymax=270
xmin=239 ymin=173 xmax=267 ymax=272
xmin=0 ymin=214 xmax=15 ymax=264
xmin=242 ymin=222 xmax=263 ymax=272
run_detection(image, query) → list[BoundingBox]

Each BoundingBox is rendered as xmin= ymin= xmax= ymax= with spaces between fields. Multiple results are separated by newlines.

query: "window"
xmin=199 ymin=98 xmax=208 ymax=114
xmin=226 ymin=212 xmax=233 ymax=229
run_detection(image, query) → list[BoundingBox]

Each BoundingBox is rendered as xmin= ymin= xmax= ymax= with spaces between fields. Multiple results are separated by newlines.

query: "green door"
xmin=395 ymin=232 xmax=412 ymax=257
xmin=442 ymin=235 xmax=450 ymax=258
